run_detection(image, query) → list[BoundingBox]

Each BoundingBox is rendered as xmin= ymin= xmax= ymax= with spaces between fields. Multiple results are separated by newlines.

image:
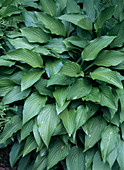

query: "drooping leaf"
xmin=21 ymin=68 xmax=44 ymax=91
xmin=90 ymin=67 xmax=123 ymax=89
xmin=37 ymin=104 xmax=60 ymax=147
xmin=82 ymin=36 xmax=116 ymax=61
xmin=66 ymin=146 xmax=85 ymax=170
xmin=23 ymin=91 xmax=47 ymax=124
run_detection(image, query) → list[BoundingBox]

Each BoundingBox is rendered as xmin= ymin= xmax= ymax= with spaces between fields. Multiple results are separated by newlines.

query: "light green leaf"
xmin=0 ymin=58 xmax=15 ymax=67
xmin=59 ymin=14 xmax=92 ymax=31
xmin=95 ymin=6 xmax=115 ymax=33
xmin=93 ymin=151 xmax=110 ymax=170
xmin=90 ymin=67 xmax=123 ymax=89
xmin=2 ymin=86 xmax=31 ymax=105
xmin=21 ymin=119 xmax=34 ymax=140
xmin=59 ymin=61 xmax=84 ymax=77
xmin=59 ymin=108 xmax=76 ymax=136
xmin=66 ymin=146 xmax=85 ymax=170
xmin=36 ymin=12 xmax=66 ymax=36
xmin=82 ymin=36 xmax=116 ymax=61
xmin=6 ymin=49 xmax=43 ymax=68
xmin=117 ymin=139 xmax=124 ymax=169
xmin=94 ymin=50 xmax=124 ymax=67
xmin=0 ymin=115 xmax=22 ymax=144
xmin=45 ymin=59 xmax=63 ymax=77
xmin=0 ymin=6 xmax=21 ymax=18
xmin=56 ymin=101 xmax=70 ymax=115
xmin=37 ymin=104 xmax=60 ymax=147
xmin=53 ymin=86 xmax=68 ymax=107
xmin=106 ymin=147 xmax=117 ymax=168
xmin=21 ymin=68 xmax=44 ymax=91
xmin=21 ymin=27 xmax=50 ymax=43
xmin=67 ymin=78 xmax=92 ymax=100
xmin=66 ymin=0 xmax=80 ymax=14
xmin=23 ymin=134 xmax=38 ymax=157
xmin=40 ymin=0 xmax=57 ymax=16
xmin=23 ymin=91 xmax=47 ymax=124
xmin=47 ymin=137 xmax=70 ymax=169
xmin=83 ymin=116 xmax=106 ymax=151
xmin=100 ymin=125 xmax=119 ymax=162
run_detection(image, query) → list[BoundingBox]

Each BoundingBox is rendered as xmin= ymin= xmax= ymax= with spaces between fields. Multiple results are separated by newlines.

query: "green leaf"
xmin=85 ymin=148 xmax=96 ymax=170
xmin=67 ymin=78 xmax=92 ymax=100
xmin=36 ymin=12 xmax=66 ymax=36
xmin=94 ymin=6 xmax=115 ymax=33
xmin=10 ymin=142 xmax=24 ymax=167
xmin=0 ymin=58 xmax=15 ymax=67
xmin=40 ymin=0 xmax=57 ymax=16
xmin=56 ymin=101 xmax=70 ymax=115
xmin=47 ymin=137 xmax=70 ymax=169
xmin=23 ymin=134 xmax=38 ymax=157
xmin=6 ymin=49 xmax=43 ymax=68
xmin=93 ymin=151 xmax=110 ymax=170
xmin=66 ymin=0 xmax=80 ymax=14
xmin=21 ymin=68 xmax=44 ymax=91
xmin=59 ymin=14 xmax=92 ymax=31
xmin=90 ymin=67 xmax=123 ymax=89
xmin=21 ymin=119 xmax=34 ymax=140
xmin=45 ymin=59 xmax=63 ymax=77
xmin=106 ymin=147 xmax=117 ymax=168
xmin=21 ymin=27 xmax=50 ymax=43
xmin=83 ymin=116 xmax=106 ymax=151
xmin=100 ymin=125 xmax=119 ymax=162
xmin=33 ymin=155 xmax=47 ymax=170
xmin=2 ymin=86 xmax=31 ymax=105
xmin=0 ymin=115 xmax=22 ymax=144
xmin=53 ymin=86 xmax=68 ymax=107
xmin=94 ymin=50 xmax=124 ymax=66
xmin=121 ymin=123 xmax=124 ymax=140
xmin=59 ymin=108 xmax=76 ymax=136
xmin=59 ymin=61 xmax=84 ymax=77
xmin=117 ymin=139 xmax=124 ymax=169
xmin=18 ymin=155 xmax=31 ymax=170
xmin=82 ymin=36 xmax=116 ymax=61
xmin=37 ymin=104 xmax=60 ymax=147
xmin=23 ymin=91 xmax=47 ymax=124
xmin=66 ymin=146 xmax=85 ymax=170
xmin=0 ymin=6 xmax=21 ymax=18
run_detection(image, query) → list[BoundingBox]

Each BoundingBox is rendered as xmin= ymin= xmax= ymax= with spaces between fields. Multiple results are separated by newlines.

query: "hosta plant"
xmin=0 ymin=0 xmax=124 ymax=169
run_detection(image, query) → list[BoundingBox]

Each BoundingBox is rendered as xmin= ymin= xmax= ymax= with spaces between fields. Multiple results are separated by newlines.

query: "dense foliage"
xmin=0 ymin=0 xmax=124 ymax=169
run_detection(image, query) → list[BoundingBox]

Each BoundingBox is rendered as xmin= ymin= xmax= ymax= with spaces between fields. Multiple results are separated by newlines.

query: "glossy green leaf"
xmin=82 ymin=36 xmax=116 ymax=61
xmin=0 ymin=58 xmax=15 ymax=67
xmin=83 ymin=116 xmax=106 ymax=151
xmin=47 ymin=137 xmax=70 ymax=169
xmin=21 ymin=68 xmax=44 ymax=91
xmin=100 ymin=125 xmax=119 ymax=162
xmin=91 ymin=67 xmax=123 ymax=89
xmin=2 ymin=86 xmax=31 ymax=105
xmin=37 ymin=104 xmax=60 ymax=147
xmin=36 ymin=12 xmax=66 ymax=36
xmin=94 ymin=50 xmax=124 ymax=66
xmin=33 ymin=155 xmax=47 ymax=170
xmin=59 ymin=14 xmax=92 ymax=31
xmin=21 ymin=27 xmax=50 ymax=43
xmin=66 ymin=146 xmax=85 ymax=170
xmin=6 ymin=49 xmax=43 ymax=68
xmin=23 ymin=91 xmax=47 ymax=124
xmin=66 ymin=0 xmax=80 ymax=14
xmin=67 ymin=78 xmax=92 ymax=100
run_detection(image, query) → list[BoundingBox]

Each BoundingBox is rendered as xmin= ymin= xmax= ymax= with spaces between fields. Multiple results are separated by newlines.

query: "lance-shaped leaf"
xmin=0 ymin=115 xmax=22 ymax=144
xmin=21 ymin=27 xmax=50 ymax=44
xmin=94 ymin=50 xmax=124 ymax=67
xmin=23 ymin=91 xmax=47 ymax=124
xmin=117 ymin=139 xmax=124 ymax=170
xmin=90 ymin=67 xmax=123 ymax=89
xmin=0 ymin=58 xmax=15 ymax=67
xmin=85 ymin=148 xmax=96 ymax=170
xmin=82 ymin=36 xmax=116 ymax=61
xmin=37 ymin=104 xmax=60 ymax=147
xmin=59 ymin=108 xmax=76 ymax=136
xmin=23 ymin=134 xmax=38 ymax=157
xmin=82 ymin=116 xmax=106 ymax=151
xmin=2 ymin=86 xmax=31 ymax=105
xmin=47 ymin=138 xmax=70 ymax=169
xmin=66 ymin=0 xmax=80 ymax=14
xmin=36 ymin=12 xmax=66 ymax=36
xmin=6 ymin=49 xmax=43 ymax=68
xmin=21 ymin=68 xmax=44 ymax=91
xmin=94 ymin=6 xmax=115 ymax=33
xmin=100 ymin=125 xmax=119 ymax=162
xmin=59 ymin=61 xmax=84 ymax=77
xmin=67 ymin=78 xmax=92 ymax=100
xmin=40 ymin=0 xmax=57 ymax=16
xmin=33 ymin=155 xmax=47 ymax=170
xmin=59 ymin=14 xmax=92 ymax=31
xmin=0 ymin=6 xmax=21 ymax=18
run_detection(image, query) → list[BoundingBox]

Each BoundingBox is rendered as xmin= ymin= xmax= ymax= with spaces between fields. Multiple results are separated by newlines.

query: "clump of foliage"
xmin=0 ymin=0 xmax=124 ymax=169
